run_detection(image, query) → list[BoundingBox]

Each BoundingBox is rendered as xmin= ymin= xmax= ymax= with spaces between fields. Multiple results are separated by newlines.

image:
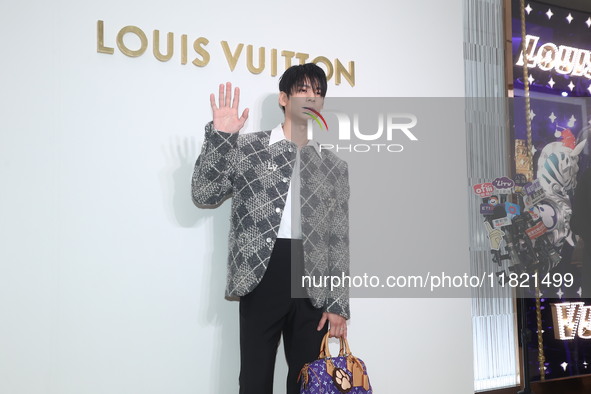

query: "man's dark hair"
xmin=278 ymin=63 xmax=328 ymax=110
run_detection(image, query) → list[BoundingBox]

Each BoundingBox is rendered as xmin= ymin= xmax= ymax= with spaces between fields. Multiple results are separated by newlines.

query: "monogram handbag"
xmin=298 ymin=332 xmax=372 ymax=393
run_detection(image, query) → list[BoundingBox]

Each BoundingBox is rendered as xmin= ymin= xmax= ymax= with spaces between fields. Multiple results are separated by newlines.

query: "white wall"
xmin=0 ymin=1 xmax=473 ymax=393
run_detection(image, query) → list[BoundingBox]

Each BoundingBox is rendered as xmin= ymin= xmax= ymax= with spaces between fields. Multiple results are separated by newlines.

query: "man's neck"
xmin=282 ymin=119 xmax=309 ymax=148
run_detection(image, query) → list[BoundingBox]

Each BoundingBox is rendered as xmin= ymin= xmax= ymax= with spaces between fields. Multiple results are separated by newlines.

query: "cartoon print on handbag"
xmin=299 ymin=333 xmax=372 ymax=393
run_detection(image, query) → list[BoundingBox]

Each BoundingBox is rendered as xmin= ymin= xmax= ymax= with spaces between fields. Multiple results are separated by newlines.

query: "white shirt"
xmin=268 ymin=124 xmax=321 ymax=239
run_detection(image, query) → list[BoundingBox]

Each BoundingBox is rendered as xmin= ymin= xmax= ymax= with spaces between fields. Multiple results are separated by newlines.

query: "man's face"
xmin=280 ymin=79 xmax=324 ymax=124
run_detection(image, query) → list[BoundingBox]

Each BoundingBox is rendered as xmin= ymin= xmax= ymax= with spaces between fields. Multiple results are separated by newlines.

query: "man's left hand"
xmin=317 ymin=312 xmax=347 ymax=338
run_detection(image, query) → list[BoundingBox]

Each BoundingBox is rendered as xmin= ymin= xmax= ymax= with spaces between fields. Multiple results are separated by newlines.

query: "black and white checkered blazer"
xmin=192 ymin=122 xmax=350 ymax=319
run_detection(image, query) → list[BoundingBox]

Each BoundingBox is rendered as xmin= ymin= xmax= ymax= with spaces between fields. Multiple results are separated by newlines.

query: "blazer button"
xmin=282 ymin=177 xmax=288 ymax=183
xmin=266 ymin=237 xmax=272 ymax=243
xmin=275 ymin=207 xmax=282 ymax=213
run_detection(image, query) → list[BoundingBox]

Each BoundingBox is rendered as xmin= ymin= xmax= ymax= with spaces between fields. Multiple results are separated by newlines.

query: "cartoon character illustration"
xmin=536 ymin=128 xmax=586 ymax=247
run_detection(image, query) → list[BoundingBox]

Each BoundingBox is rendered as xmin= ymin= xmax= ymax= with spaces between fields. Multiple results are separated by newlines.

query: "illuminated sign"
xmin=511 ymin=1 xmax=591 ymax=96
xmin=551 ymin=302 xmax=591 ymax=340
xmin=516 ymin=35 xmax=591 ymax=79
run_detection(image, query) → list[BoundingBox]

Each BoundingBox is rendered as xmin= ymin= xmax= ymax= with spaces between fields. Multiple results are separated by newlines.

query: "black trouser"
xmin=239 ymin=238 xmax=327 ymax=394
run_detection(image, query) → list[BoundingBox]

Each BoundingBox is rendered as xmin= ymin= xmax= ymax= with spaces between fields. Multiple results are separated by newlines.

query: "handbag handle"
xmin=318 ymin=332 xmax=352 ymax=359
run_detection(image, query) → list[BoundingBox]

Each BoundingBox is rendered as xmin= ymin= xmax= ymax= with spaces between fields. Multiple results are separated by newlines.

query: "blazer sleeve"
xmin=325 ymin=161 xmax=351 ymax=319
xmin=191 ymin=121 xmax=238 ymax=206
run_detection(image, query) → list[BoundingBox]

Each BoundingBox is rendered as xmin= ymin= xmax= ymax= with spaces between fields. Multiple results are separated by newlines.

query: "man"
xmin=191 ymin=63 xmax=350 ymax=394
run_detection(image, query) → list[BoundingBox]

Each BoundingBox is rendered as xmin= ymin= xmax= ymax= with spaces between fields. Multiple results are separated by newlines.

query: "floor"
xmin=488 ymin=374 xmax=591 ymax=394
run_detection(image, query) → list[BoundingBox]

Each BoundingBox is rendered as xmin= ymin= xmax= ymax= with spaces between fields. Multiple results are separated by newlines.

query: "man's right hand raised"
xmin=210 ymin=82 xmax=249 ymax=133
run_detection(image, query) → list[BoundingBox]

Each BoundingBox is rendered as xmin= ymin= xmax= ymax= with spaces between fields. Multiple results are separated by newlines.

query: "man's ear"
xmin=278 ymin=91 xmax=288 ymax=107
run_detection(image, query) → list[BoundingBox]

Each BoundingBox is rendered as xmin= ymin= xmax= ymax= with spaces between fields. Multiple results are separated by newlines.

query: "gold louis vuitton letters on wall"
xmin=96 ymin=20 xmax=355 ymax=87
